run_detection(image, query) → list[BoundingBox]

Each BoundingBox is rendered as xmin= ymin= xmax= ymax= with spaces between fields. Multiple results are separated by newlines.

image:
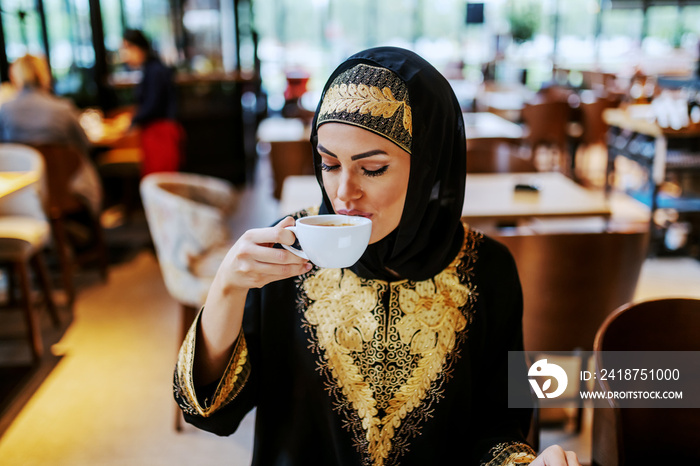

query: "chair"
xmin=140 ymin=172 xmax=239 ymax=431
xmin=579 ymin=97 xmax=619 ymax=148
xmin=0 ymin=144 xmax=60 ymax=361
xmin=521 ymin=101 xmax=572 ymax=172
xmin=32 ymin=144 xmax=109 ymax=308
xmin=466 ymin=139 xmax=536 ymax=174
xmin=496 ymin=229 xmax=650 ymax=353
xmin=496 ymin=228 xmax=649 ymax=434
xmin=592 ymin=298 xmax=700 ymax=465
xmin=96 ymin=125 xmax=143 ymax=222
xmin=269 ymin=139 xmax=314 ymax=199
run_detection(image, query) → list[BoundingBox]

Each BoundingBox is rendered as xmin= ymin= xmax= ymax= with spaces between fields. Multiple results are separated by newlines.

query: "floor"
xmin=0 ymin=153 xmax=699 ymax=465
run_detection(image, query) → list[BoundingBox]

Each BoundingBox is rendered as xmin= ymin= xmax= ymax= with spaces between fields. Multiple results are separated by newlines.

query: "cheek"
xmin=321 ymin=173 xmax=337 ymax=197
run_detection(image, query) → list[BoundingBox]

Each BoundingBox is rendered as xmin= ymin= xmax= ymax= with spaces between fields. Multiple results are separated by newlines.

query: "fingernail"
xmin=305 ymin=263 xmax=312 ymax=270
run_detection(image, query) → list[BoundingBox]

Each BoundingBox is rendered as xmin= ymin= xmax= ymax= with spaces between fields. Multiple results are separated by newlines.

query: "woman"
xmin=174 ymin=47 xmax=579 ymax=466
xmin=0 ymin=54 xmax=102 ymax=214
xmin=120 ymin=29 xmax=182 ymax=176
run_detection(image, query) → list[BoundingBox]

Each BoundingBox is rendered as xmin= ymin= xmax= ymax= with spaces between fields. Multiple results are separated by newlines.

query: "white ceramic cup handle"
xmin=280 ymin=226 xmax=309 ymax=260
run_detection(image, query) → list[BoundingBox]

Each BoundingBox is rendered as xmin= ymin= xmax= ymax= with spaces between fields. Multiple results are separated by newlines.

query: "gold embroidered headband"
xmin=317 ymin=64 xmax=412 ymax=154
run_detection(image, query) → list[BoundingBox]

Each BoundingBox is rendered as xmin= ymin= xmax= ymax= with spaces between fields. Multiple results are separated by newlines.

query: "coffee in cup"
xmin=281 ymin=214 xmax=372 ymax=268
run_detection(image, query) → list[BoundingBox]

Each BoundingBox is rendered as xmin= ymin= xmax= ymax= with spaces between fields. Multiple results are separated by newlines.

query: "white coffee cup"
xmin=281 ymin=215 xmax=372 ymax=268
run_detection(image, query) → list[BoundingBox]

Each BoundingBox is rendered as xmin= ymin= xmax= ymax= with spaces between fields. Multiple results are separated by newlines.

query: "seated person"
xmin=0 ymin=54 xmax=102 ymax=215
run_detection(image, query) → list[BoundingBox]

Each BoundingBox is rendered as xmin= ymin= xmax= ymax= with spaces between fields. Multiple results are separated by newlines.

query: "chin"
xmin=368 ymin=230 xmax=387 ymax=245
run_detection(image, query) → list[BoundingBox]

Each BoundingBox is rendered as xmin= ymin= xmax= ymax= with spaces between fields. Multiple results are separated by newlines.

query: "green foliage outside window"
xmin=506 ymin=0 xmax=540 ymax=44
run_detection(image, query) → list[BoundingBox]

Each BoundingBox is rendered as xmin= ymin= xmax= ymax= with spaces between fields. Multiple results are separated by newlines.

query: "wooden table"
xmin=257 ymin=117 xmax=311 ymax=142
xmin=81 ymin=110 xmax=132 ymax=148
xmin=279 ymin=175 xmax=321 ymax=216
xmin=0 ymin=171 xmax=40 ymax=199
xmin=279 ymin=173 xmax=611 ymax=224
xmin=463 ymin=112 xmax=523 ymax=140
xmin=258 ymin=118 xmax=314 ymax=199
xmin=463 ymin=172 xmax=610 ymax=224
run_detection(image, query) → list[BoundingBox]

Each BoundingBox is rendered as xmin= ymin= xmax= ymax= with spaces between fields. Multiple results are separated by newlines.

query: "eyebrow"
xmin=317 ymin=144 xmax=388 ymax=161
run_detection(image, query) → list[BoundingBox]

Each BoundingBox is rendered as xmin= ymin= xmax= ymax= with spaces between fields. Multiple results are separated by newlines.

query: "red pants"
xmin=140 ymin=120 xmax=185 ymax=177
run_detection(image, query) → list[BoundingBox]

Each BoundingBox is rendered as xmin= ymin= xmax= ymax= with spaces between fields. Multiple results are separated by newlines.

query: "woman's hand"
xmin=530 ymin=445 xmax=581 ymax=466
xmin=217 ymin=216 xmax=312 ymax=292
xmin=196 ymin=216 xmax=311 ymax=384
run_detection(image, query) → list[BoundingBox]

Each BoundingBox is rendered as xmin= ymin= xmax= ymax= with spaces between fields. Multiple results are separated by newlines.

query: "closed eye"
xmin=320 ymin=162 xmax=340 ymax=172
xmin=363 ymin=165 xmax=388 ymax=177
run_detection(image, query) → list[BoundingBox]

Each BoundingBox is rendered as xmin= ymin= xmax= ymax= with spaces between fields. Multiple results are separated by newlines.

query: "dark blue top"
xmin=131 ymin=58 xmax=177 ymax=127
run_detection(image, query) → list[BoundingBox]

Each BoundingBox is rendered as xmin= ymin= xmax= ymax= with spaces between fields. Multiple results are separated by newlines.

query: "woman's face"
xmin=120 ymin=40 xmax=146 ymax=68
xmin=316 ymin=123 xmax=411 ymax=244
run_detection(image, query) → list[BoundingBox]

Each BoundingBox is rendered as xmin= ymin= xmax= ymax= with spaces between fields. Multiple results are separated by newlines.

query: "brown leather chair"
xmin=579 ymin=97 xmax=619 ymax=148
xmin=269 ymin=139 xmax=314 ymax=199
xmin=32 ymin=144 xmax=109 ymax=307
xmin=521 ymin=101 xmax=572 ymax=171
xmin=592 ymin=298 xmax=700 ymax=466
xmin=496 ymin=230 xmax=649 ymax=353
xmin=466 ymin=139 xmax=535 ymax=174
xmin=496 ymin=228 xmax=649 ymax=436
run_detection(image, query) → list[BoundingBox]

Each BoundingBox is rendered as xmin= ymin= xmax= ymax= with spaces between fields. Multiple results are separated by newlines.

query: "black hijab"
xmin=311 ymin=47 xmax=466 ymax=282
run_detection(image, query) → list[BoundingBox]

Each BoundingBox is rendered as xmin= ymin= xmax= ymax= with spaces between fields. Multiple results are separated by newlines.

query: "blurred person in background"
xmin=120 ymin=29 xmax=183 ymax=177
xmin=0 ymin=54 xmax=102 ymax=214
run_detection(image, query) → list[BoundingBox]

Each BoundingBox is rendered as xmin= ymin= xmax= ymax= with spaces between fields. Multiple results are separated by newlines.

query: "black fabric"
xmin=311 ymin=47 xmax=466 ymax=282
xmin=178 ymin=47 xmax=534 ymax=465
xmin=131 ymin=58 xmax=177 ymax=127
xmin=181 ymin=233 xmax=533 ymax=465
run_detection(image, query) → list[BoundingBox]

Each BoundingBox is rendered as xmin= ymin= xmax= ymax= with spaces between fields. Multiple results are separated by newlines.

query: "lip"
xmin=337 ymin=209 xmax=373 ymax=219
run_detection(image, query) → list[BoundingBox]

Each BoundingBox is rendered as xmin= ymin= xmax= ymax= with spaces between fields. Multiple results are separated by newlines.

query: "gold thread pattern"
xmin=482 ymin=442 xmax=537 ymax=466
xmin=317 ymin=64 xmax=412 ymax=154
xmin=300 ymin=226 xmax=482 ymax=466
xmin=320 ymin=83 xmax=413 ymax=136
xmin=173 ymin=308 xmax=251 ymax=417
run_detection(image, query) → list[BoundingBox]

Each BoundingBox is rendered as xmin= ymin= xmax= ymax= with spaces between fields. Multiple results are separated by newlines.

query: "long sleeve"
xmin=173 ymin=308 xmax=251 ymax=417
xmin=173 ymin=288 xmax=262 ymax=436
xmin=131 ymin=60 xmax=176 ymax=127
xmin=470 ymin=236 xmax=537 ymax=465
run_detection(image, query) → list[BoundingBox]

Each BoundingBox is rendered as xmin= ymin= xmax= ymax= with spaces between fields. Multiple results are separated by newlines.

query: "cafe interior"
xmin=0 ymin=0 xmax=699 ymax=464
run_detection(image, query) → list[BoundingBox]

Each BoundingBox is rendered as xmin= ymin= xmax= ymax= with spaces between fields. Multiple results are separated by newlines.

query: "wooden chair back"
xmin=31 ymin=144 xmax=84 ymax=215
xmin=521 ymin=101 xmax=572 ymax=157
xmin=592 ymin=298 xmax=700 ymax=465
xmin=269 ymin=139 xmax=314 ymax=199
xmin=466 ymin=139 xmax=536 ymax=174
xmin=31 ymin=144 xmax=108 ymax=305
xmin=496 ymin=229 xmax=649 ymax=352
xmin=580 ymin=97 xmax=619 ymax=147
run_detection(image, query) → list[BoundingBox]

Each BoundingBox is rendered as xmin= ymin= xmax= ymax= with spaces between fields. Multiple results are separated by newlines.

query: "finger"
xmin=244 ymin=223 xmax=297 ymax=246
xmin=274 ymin=216 xmax=296 ymax=227
xmin=565 ymin=451 xmax=580 ymax=465
xmin=244 ymin=259 xmax=312 ymax=278
xmin=250 ymin=244 xmax=309 ymax=265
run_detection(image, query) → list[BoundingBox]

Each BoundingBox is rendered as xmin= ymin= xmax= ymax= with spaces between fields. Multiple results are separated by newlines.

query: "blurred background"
xmin=1 ymin=1 xmax=700 ymax=465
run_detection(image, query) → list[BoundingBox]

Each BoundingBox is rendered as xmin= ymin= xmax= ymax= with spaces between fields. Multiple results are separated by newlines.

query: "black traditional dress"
xmin=174 ymin=47 xmax=537 ymax=465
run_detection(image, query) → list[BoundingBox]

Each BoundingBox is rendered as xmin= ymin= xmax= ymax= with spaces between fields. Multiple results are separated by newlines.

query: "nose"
xmin=336 ymin=171 xmax=362 ymax=202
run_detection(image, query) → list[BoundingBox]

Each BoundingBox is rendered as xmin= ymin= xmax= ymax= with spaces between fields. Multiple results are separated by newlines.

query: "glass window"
xmin=42 ymin=0 xmax=95 ymax=102
xmin=1 ymin=0 xmax=46 ymax=60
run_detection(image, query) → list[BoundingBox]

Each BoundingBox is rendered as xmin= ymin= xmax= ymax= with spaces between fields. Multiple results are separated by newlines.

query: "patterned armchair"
xmin=140 ymin=172 xmax=239 ymax=430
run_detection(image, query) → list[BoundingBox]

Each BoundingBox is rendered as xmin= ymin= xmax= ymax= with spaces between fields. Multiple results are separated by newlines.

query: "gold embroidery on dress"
xmin=482 ymin=442 xmax=537 ymax=466
xmin=173 ymin=309 xmax=251 ymax=417
xmin=301 ymin=226 xmax=482 ymax=466
xmin=320 ymin=83 xmax=412 ymax=136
